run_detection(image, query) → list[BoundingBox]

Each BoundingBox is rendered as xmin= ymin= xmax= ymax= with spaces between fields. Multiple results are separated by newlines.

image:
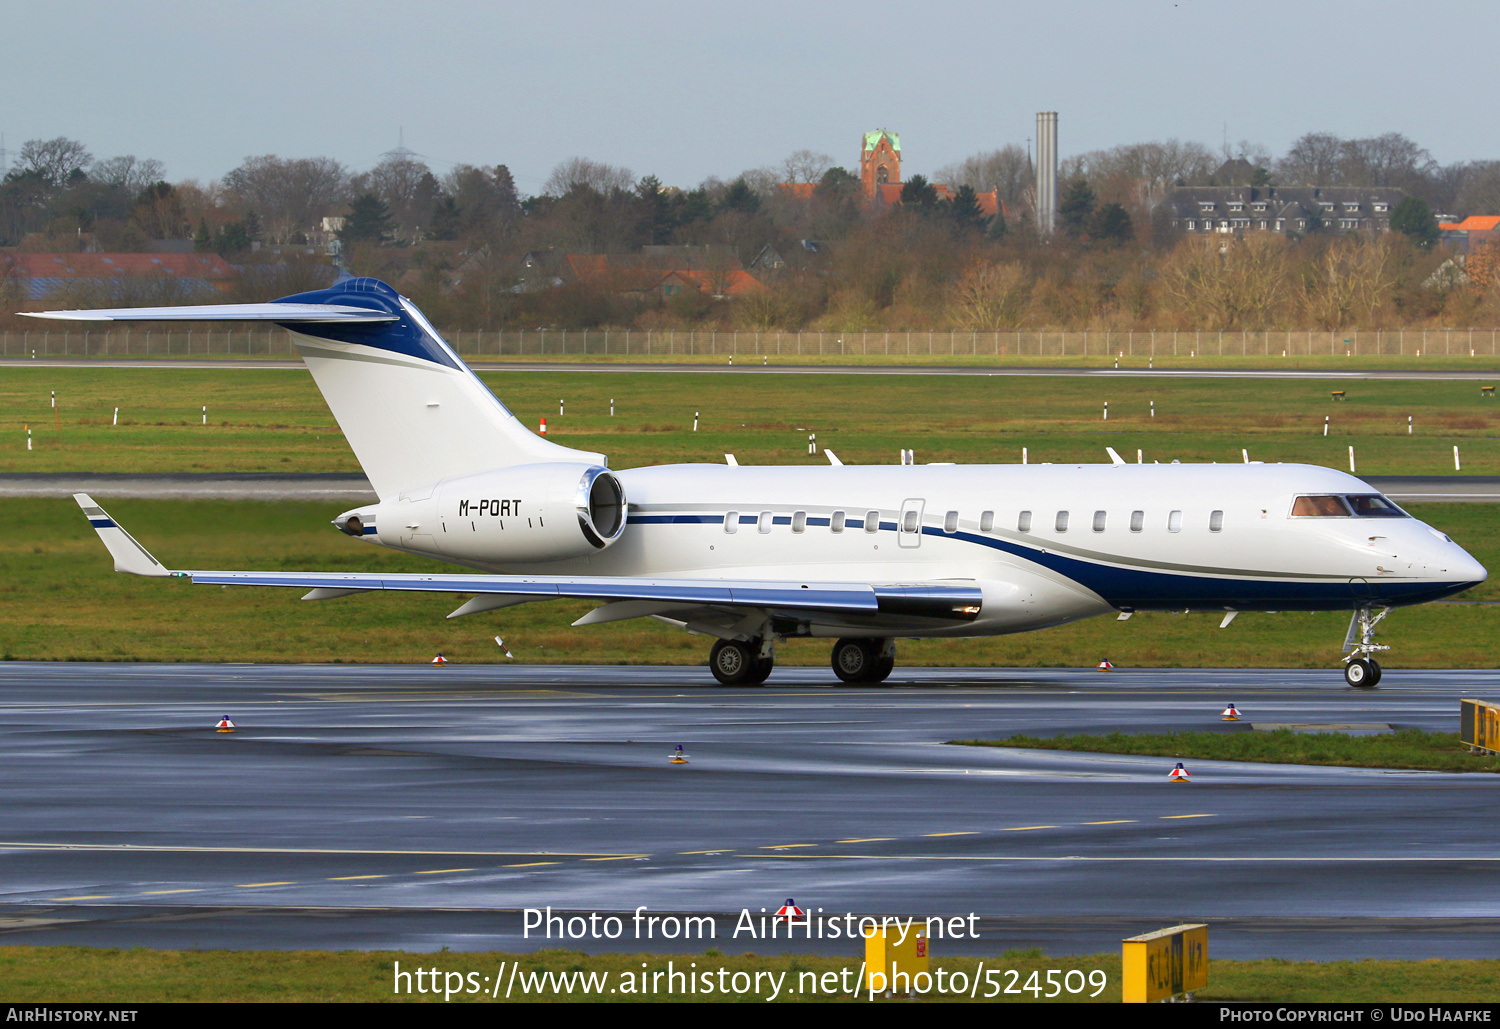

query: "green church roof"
xmin=863 ymin=130 xmax=900 ymax=153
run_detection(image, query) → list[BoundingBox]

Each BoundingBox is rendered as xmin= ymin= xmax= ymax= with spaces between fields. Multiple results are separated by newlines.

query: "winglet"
xmin=825 ymin=450 xmax=844 ymax=466
xmin=1105 ymin=447 xmax=1126 ymax=466
xmin=73 ymin=494 xmax=172 ymax=576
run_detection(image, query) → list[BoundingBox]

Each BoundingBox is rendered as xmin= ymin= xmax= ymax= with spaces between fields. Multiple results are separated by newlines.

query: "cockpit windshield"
xmin=1291 ymin=495 xmax=1351 ymax=517
xmin=1345 ymin=494 xmax=1407 ymax=517
xmin=1291 ymin=494 xmax=1408 ymax=517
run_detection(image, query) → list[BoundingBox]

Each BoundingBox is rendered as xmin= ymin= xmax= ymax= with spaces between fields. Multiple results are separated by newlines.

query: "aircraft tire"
xmin=1344 ymin=658 xmax=1375 ymax=688
xmin=709 ymin=639 xmax=756 ymax=686
xmin=1367 ymin=659 xmax=1382 ymax=686
xmin=832 ymin=639 xmax=878 ymax=684
xmin=747 ymin=656 xmax=774 ymax=686
xmin=870 ymin=656 xmax=895 ymax=683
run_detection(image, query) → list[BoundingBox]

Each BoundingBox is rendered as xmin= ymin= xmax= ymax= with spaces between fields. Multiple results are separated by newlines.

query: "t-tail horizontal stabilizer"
xmin=73 ymin=494 xmax=172 ymax=577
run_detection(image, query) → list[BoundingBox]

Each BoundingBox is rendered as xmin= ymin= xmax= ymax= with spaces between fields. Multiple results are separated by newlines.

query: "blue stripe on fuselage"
xmin=623 ymin=513 xmax=1475 ymax=609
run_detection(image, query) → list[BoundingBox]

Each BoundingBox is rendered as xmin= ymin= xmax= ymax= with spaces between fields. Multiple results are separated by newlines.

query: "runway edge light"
xmin=1168 ymin=762 xmax=1190 ymax=782
xmin=670 ymin=744 xmax=688 ymax=764
xmin=431 ymin=653 xmax=448 ymax=665
xmin=1096 ymin=660 xmax=1114 ymax=670
xmin=775 ymin=898 xmax=804 ymax=923
xmin=1221 ymin=703 xmax=1241 ymax=721
xmin=215 ymin=716 xmax=235 ymax=734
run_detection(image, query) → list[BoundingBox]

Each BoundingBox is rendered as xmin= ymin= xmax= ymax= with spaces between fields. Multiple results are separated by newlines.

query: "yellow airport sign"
xmin=1122 ymin=923 xmax=1207 ymax=1002
xmin=864 ymin=922 xmax=929 ymax=994
xmin=1460 ymin=699 xmax=1500 ymax=754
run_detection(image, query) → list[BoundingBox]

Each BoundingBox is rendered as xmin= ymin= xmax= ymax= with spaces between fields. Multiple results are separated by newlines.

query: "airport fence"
xmin=3 ymin=326 xmax=1499 ymax=359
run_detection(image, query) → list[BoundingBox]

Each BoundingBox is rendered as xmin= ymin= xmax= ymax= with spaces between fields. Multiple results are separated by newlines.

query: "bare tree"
xmin=1275 ymin=132 xmax=1345 ymax=186
xmin=222 ymin=155 xmax=349 ymax=240
xmin=18 ymin=137 xmax=92 ymax=187
xmin=368 ymin=152 xmax=436 ymax=239
xmin=1299 ymin=238 xmax=1397 ymax=329
xmin=1456 ymin=161 xmax=1500 ymax=217
xmin=947 ymin=261 xmax=1032 ymax=329
xmin=780 ymin=150 xmax=834 ymax=185
xmin=934 ymin=145 xmax=1033 ymax=212
xmin=544 ymin=157 xmax=634 ymax=196
xmin=90 ymin=155 xmax=167 ymax=195
xmin=1154 ymin=235 xmax=1292 ymax=329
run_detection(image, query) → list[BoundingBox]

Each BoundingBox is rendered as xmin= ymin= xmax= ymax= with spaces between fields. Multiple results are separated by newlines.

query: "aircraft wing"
xmin=73 ymin=495 xmax=983 ymax=624
xmin=21 ymin=303 xmax=398 ymax=323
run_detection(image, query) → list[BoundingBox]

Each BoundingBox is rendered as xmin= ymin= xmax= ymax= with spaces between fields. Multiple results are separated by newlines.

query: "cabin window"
xmin=1345 ymin=494 xmax=1405 ymax=517
xmin=1092 ymin=510 xmax=1107 ymax=532
xmin=792 ymin=511 xmax=807 ymax=533
xmin=1055 ymin=510 xmax=1069 ymax=533
xmin=903 ymin=510 xmax=920 ymax=533
xmin=1130 ymin=510 xmax=1144 ymax=532
xmin=1209 ymin=510 xmax=1224 ymax=532
xmin=831 ymin=510 xmax=846 ymax=533
xmin=758 ymin=510 xmax=774 ymax=533
xmin=724 ymin=510 xmax=738 ymax=534
xmin=1291 ymin=495 xmax=1351 ymax=517
xmin=864 ymin=510 xmax=880 ymax=533
xmin=979 ymin=510 xmax=994 ymax=532
xmin=943 ymin=510 xmax=959 ymax=533
xmin=1168 ymin=510 xmax=1182 ymax=532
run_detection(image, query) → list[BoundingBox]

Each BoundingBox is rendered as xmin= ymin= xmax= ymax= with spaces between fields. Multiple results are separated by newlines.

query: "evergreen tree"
xmin=988 ymin=206 xmax=1008 ymax=240
xmin=1390 ymin=196 xmax=1440 ymax=250
xmin=720 ymin=178 xmax=761 ymax=215
xmin=1058 ymin=177 xmax=1096 ymax=234
xmin=899 ymin=174 xmax=939 ymax=211
xmin=429 ymin=196 xmax=460 ymax=240
xmin=242 ymin=210 xmax=262 ymax=242
xmin=193 ymin=218 xmax=211 ymax=252
xmin=340 ymin=193 xmax=394 ymax=243
xmin=949 ymin=185 xmax=990 ymax=231
xmin=1086 ymin=202 xmax=1134 ymax=246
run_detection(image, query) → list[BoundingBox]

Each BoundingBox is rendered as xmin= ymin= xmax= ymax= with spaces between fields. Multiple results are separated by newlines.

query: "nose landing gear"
xmin=1342 ymin=606 xmax=1389 ymax=688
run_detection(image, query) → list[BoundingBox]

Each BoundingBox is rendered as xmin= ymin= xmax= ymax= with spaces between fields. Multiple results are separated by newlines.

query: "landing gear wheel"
xmin=1367 ymin=659 xmax=1382 ymax=687
xmin=831 ymin=639 xmax=875 ymax=683
xmin=1344 ymin=658 xmax=1375 ymax=688
xmin=832 ymin=639 xmax=893 ymax=684
xmin=709 ymin=639 xmax=756 ymax=686
xmin=747 ymin=656 xmax=774 ymax=686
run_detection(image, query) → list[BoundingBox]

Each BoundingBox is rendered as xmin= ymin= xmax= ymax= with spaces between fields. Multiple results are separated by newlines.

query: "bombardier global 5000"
xmin=30 ymin=277 xmax=1485 ymax=687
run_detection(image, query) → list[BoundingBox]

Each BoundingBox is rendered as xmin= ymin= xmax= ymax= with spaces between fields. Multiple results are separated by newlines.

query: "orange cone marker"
xmin=539 ymin=417 xmax=547 ymax=435
xmin=1222 ymin=703 xmax=1241 ymax=721
xmin=1168 ymin=762 xmax=1190 ymax=783
xmin=669 ymin=744 xmax=688 ymax=764
xmin=215 ymin=716 xmax=235 ymax=733
xmin=431 ymin=653 xmax=448 ymax=665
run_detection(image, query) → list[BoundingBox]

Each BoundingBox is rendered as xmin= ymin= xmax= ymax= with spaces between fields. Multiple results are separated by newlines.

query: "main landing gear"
xmin=1342 ymin=606 xmax=1390 ymax=688
xmin=709 ymin=637 xmax=774 ymax=686
xmin=831 ymin=638 xmax=895 ymax=685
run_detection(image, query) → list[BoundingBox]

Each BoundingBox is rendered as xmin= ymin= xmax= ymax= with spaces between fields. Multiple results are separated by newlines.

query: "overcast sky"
xmin=3 ymin=0 xmax=1493 ymax=193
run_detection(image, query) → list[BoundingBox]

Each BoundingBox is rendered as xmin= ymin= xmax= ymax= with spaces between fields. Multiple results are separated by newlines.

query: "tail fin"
xmin=28 ymin=278 xmax=603 ymax=499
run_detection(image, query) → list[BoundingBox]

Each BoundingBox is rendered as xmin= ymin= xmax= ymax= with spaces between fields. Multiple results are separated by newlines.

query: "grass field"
xmin=3 ymin=365 xmax=1500 ymax=474
xmin=1 ymin=497 xmax=1494 ymax=667
xmin=2 ymin=945 xmax=1496 ymax=1003
xmin=956 ymin=729 xmax=1500 ymax=773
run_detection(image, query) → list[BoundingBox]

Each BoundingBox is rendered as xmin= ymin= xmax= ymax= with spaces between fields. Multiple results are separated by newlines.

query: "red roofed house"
xmin=1439 ymin=215 xmax=1500 ymax=254
xmin=1 ymin=252 xmax=237 ymax=305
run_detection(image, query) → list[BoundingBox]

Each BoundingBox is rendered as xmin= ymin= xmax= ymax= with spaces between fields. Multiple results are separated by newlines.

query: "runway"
xmin=8 ymin=357 xmax=1500 ymax=380
xmin=1 ymin=663 xmax=1498 ymax=958
xmin=4 ymin=472 xmax=1497 ymax=503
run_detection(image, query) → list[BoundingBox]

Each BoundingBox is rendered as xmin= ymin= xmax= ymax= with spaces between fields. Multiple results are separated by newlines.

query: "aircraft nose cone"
xmin=1457 ymin=550 xmax=1488 ymax=585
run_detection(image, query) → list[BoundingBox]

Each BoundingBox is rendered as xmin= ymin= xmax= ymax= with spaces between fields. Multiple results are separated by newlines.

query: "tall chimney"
xmin=1036 ymin=111 xmax=1058 ymax=235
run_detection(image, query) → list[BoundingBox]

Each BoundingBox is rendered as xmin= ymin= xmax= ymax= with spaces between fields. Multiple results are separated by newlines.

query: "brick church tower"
xmin=860 ymin=129 xmax=900 ymax=200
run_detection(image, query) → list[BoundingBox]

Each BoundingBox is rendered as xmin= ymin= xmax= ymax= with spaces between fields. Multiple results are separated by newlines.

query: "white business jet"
xmin=30 ymin=277 xmax=1485 ymax=687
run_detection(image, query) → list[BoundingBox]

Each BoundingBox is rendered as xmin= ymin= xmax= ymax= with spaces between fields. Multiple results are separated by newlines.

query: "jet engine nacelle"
xmin=361 ymin=463 xmax=626 ymax=563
